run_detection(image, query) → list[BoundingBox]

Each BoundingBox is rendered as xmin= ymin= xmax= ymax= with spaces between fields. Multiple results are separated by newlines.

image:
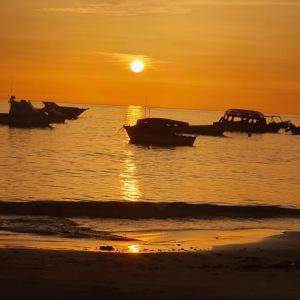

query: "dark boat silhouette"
xmin=213 ymin=109 xmax=290 ymax=133
xmin=0 ymin=96 xmax=51 ymax=127
xmin=179 ymin=124 xmax=225 ymax=136
xmin=37 ymin=106 xmax=67 ymax=123
xmin=285 ymin=123 xmax=300 ymax=135
xmin=140 ymin=111 xmax=224 ymax=136
xmin=124 ymin=118 xmax=196 ymax=147
xmin=41 ymin=102 xmax=88 ymax=120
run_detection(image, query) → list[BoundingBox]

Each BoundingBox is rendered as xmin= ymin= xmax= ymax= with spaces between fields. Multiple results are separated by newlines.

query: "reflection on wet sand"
xmin=128 ymin=244 xmax=140 ymax=253
xmin=0 ymin=229 xmax=282 ymax=253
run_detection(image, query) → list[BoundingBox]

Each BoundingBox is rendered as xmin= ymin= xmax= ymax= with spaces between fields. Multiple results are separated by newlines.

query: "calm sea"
xmin=0 ymin=101 xmax=299 ymax=206
xmin=0 ymin=101 xmax=300 ymax=250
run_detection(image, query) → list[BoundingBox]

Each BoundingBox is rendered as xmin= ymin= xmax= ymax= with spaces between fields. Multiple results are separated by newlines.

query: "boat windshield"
xmin=265 ymin=115 xmax=283 ymax=123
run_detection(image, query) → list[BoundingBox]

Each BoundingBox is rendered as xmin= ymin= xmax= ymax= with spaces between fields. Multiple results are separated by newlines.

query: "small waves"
xmin=0 ymin=215 xmax=132 ymax=241
xmin=0 ymin=201 xmax=300 ymax=219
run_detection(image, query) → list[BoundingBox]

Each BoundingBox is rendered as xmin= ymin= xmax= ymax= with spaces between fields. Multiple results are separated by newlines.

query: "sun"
xmin=130 ymin=60 xmax=144 ymax=73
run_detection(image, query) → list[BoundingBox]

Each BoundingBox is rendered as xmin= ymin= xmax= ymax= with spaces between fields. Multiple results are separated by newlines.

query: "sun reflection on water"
xmin=125 ymin=105 xmax=144 ymax=125
xmin=120 ymin=150 xmax=141 ymax=201
xmin=120 ymin=105 xmax=143 ymax=201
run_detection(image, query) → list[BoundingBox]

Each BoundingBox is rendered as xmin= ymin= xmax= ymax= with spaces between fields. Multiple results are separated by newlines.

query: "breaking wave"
xmin=0 ymin=215 xmax=132 ymax=241
xmin=1 ymin=201 xmax=300 ymax=219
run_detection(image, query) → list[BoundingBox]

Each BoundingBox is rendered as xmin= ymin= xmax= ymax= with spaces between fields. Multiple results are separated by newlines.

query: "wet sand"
xmin=0 ymin=228 xmax=283 ymax=252
xmin=1 ymin=231 xmax=300 ymax=300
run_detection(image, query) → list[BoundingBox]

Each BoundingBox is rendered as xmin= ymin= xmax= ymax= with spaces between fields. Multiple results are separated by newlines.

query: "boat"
xmin=41 ymin=102 xmax=88 ymax=120
xmin=213 ymin=109 xmax=290 ymax=133
xmin=0 ymin=96 xmax=51 ymax=127
xmin=179 ymin=124 xmax=225 ymax=136
xmin=124 ymin=118 xmax=196 ymax=147
xmin=40 ymin=109 xmax=67 ymax=124
xmin=285 ymin=123 xmax=300 ymax=135
xmin=37 ymin=105 xmax=67 ymax=123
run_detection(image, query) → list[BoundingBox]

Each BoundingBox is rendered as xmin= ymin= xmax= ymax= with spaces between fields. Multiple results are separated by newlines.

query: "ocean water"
xmin=0 ymin=101 xmax=300 ymax=250
xmin=0 ymin=102 xmax=299 ymax=205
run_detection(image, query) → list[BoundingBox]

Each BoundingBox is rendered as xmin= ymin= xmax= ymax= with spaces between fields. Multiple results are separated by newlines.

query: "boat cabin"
xmin=265 ymin=115 xmax=284 ymax=124
xmin=9 ymin=96 xmax=38 ymax=116
xmin=135 ymin=118 xmax=189 ymax=131
xmin=218 ymin=109 xmax=267 ymax=125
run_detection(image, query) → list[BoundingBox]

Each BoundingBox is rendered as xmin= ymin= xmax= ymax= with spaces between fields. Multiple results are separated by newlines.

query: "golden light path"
xmin=120 ymin=105 xmax=143 ymax=201
xmin=120 ymin=151 xmax=141 ymax=201
xmin=125 ymin=105 xmax=144 ymax=125
xmin=130 ymin=60 xmax=144 ymax=73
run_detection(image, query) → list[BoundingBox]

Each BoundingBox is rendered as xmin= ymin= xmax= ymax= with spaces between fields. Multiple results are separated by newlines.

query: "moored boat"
xmin=0 ymin=96 xmax=51 ymax=128
xmin=42 ymin=102 xmax=88 ymax=119
xmin=37 ymin=106 xmax=67 ymax=123
xmin=0 ymin=113 xmax=51 ymax=127
xmin=285 ymin=123 xmax=300 ymax=135
xmin=179 ymin=124 xmax=225 ymax=136
xmin=213 ymin=109 xmax=290 ymax=133
xmin=124 ymin=118 xmax=196 ymax=147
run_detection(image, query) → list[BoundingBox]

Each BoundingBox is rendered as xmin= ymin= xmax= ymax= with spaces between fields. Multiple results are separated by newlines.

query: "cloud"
xmin=41 ymin=0 xmax=300 ymax=16
xmin=41 ymin=1 xmax=190 ymax=16
xmin=96 ymin=51 xmax=165 ymax=68
xmin=97 ymin=51 xmax=149 ymax=63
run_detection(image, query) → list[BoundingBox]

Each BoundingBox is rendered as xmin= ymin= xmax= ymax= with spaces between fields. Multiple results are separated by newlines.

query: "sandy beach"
xmin=1 ymin=231 xmax=300 ymax=300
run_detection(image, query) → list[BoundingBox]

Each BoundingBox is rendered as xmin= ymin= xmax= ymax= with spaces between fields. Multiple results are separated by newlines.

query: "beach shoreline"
xmin=0 ymin=227 xmax=284 ymax=253
xmin=2 ymin=231 xmax=300 ymax=299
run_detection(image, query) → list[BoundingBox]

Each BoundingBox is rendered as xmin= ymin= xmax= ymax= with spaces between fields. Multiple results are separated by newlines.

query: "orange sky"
xmin=0 ymin=0 xmax=299 ymax=114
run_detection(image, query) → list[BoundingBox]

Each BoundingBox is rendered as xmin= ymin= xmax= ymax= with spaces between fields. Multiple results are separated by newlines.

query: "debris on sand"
xmin=99 ymin=246 xmax=115 ymax=251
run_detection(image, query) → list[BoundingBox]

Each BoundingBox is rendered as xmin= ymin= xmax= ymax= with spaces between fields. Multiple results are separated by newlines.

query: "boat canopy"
xmin=224 ymin=109 xmax=265 ymax=120
xmin=136 ymin=118 xmax=189 ymax=127
xmin=9 ymin=98 xmax=38 ymax=116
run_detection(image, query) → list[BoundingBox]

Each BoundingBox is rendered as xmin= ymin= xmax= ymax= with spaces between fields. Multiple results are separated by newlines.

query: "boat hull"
xmin=37 ymin=109 xmax=66 ymax=123
xmin=124 ymin=126 xmax=196 ymax=147
xmin=290 ymin=127 xmax=300 ymax=135
xmin=212 ymin=121 xmax=289 ymax=133
xmin=55 ymin=107 xmax=87 ymax=119
xmin=0 ymin=113 xmax=50 ymax=128
xmin=42 ymin=102 xmax=88 ymax=120
xmin=180 ymin=125 xmax=225 ymax=136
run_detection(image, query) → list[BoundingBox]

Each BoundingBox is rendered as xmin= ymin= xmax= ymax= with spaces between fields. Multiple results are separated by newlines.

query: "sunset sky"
xmin=0 ymin=0 xmax=299 ymax=114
